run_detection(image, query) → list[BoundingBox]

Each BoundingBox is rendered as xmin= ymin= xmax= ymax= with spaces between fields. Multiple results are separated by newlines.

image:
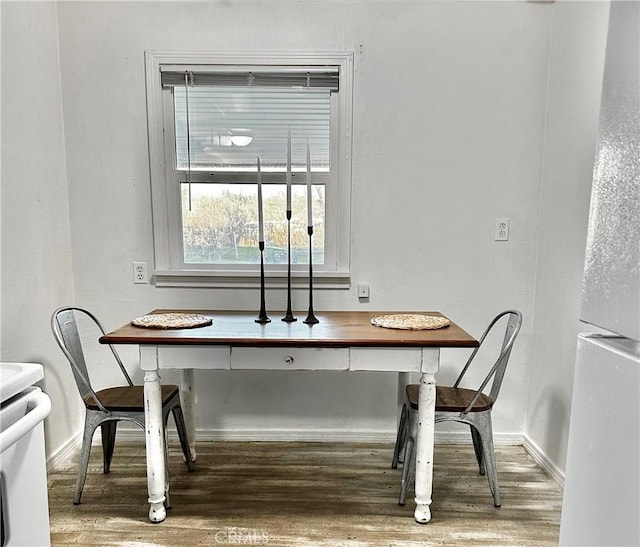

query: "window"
xmin=144 ymin=51 xmax=353 ymax=288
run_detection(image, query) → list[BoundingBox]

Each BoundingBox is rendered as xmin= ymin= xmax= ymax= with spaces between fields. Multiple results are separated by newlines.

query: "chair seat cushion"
xmin=84 ymin=385 xmax=179 ymax=411
xmin=406 ymin=384 xmax=494 ymax=413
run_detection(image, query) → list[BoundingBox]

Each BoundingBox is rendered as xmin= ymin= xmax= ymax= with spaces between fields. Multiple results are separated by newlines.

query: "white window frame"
xmin=144 ymin=50 xmax=353 ymax=288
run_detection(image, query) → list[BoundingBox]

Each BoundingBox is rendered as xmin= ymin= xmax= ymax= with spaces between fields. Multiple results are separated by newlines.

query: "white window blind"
xmin=160 ymin=69 xmax=339 ymax=89
xmin=163 ymin=68 xmax=338 ymax=172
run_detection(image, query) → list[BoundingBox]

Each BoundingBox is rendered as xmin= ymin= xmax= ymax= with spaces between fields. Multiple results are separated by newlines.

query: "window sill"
xmin=153 ymin=269 xmax=351 ymax=289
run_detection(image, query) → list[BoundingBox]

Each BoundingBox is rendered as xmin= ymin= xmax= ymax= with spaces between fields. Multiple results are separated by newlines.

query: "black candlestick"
xmin=303 ymin=225 xmax=319 ymax=324
xmin=255 ymin=241 xmax=270 ymax=324
xmin=282 ymin=210 xmax=297 ymax=322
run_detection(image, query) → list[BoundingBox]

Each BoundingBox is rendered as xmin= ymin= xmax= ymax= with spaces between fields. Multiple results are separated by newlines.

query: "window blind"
xmin=172 ymin=82 xmax=333 ymax=172
xmin=161 ymin=67 xmax=339 ymax=90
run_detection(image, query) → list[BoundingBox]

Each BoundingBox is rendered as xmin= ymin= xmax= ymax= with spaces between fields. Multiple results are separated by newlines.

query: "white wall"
xmin=0 ymin=1 xmax=612 ymax=472
xmin=526 ymin=1 xmax=609 ymax=477
xmin=55 ymin=0 xmax=552 ymax=442
xmin=0 ymin=1 xmax=80 ymax=458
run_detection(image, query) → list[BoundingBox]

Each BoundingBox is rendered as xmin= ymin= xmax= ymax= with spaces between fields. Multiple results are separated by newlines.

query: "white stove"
xmin=0 ymin=362 xmax=51 ymax=547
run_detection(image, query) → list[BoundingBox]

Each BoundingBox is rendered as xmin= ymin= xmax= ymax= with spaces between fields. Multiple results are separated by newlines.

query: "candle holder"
xmin=303 ymin=225 xmax=319 ymax=324
xmin=282 ymin=210 xmax=297 ymax=322
xmin=255 ymin=241 xmax=270 ymax=324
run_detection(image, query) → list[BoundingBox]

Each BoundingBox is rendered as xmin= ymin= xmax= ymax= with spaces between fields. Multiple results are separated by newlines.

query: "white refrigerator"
xmin=559 ymin=2 xmax=640 ymax=546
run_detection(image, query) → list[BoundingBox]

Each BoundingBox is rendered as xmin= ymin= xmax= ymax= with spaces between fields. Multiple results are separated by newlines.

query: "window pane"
xmin=174 ymin=87 xmax=331 ymax=172
xmin=181 ymin=183 xmax=325 ymax=265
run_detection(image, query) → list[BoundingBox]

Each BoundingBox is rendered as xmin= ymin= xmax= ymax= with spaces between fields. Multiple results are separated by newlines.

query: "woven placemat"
xmin=370 ymin=314 xmax=450 ymax=330
xmin=131 ymin=313 xmax=213 ymax=329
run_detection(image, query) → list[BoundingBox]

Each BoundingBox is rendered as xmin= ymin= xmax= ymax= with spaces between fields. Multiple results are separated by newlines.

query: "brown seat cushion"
xmin=406 ymin=384 xmax=494 ymax=413
xmin=84 ymin=385 xmax=179 ymax=411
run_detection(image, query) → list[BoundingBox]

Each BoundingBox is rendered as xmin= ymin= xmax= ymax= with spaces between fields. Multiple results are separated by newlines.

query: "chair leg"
xmin=101 ymin=421 xmax=118 ymax=474
xmin=160 ymin=408 xmax=173 ymax=510
xmin=398 ymin=435 xmax=415 ymax=506
xmin=163 ymin=424 xmax=172 ymax=510
xmin=398 ymin=406 xmax=418 ymax=506
xmin=172 ymin=406 xmax=195 ymax=472
xmin=470 ymin=424 xmax=485 ymax=476
xmin=472 ymin=413 xmax=501 ymax=507
xmin=74 ymin=413 xmax=101 ymax=505
xmin=392 ymin=403 xmax=408 ymax=469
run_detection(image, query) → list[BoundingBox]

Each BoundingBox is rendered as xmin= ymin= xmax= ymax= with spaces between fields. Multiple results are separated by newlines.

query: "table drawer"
xmin=349 ymin=347 xmax=422 ymax=372
xmin=230 ymin=347 xmax=349 ymax=370
xmin=157 ymin=346 xmax=231 ymax=370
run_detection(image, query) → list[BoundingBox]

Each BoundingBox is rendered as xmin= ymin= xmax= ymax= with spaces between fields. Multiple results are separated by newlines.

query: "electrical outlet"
xmin=494 ymin=218 xmax=510 ymax=241
xmin=358 ymin=284 xmax=370 ymax=299
xmin=133 ymin=262 xmax=147 ymax=284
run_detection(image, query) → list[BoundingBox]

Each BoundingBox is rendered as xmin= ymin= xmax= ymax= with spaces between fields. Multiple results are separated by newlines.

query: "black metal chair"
xmin=51 ymin=306 xmax=194 ymax=505
xmin=392 ymin=310 xmax=523 ymax=507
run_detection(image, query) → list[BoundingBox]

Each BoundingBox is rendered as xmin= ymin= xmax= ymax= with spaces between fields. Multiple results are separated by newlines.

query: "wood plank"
xmin=100 ymin=310 xmax=479 ymax=348
xmin=47 ymin=441 xmax=562 ymax=546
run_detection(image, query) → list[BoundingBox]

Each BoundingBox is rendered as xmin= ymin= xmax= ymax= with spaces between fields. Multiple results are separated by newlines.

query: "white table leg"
xmin=414 ymin=348 xmax=439 ymax=524
xmin=180 ymin=369 xmax=197 ymax=462
xmin=140 ymin=345 xmax=167 ymax=523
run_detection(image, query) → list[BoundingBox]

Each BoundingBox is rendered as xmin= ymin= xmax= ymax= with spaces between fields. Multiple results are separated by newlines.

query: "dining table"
xmin=100 ymin=309 xmax=478 ymax=524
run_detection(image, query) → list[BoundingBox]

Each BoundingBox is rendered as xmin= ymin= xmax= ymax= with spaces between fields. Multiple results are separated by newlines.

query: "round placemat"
xmin=131 ymin=313 xmax=213 ymax=329
xmin=370 ymin=314 xmax=450 ymax=330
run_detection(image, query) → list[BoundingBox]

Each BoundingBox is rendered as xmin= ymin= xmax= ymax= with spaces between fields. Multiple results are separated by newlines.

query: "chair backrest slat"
xmin=488 ymin=311 xmax=522 ymax=402
xmin=455 ymin=310 xmax=522 ymax=414
xmin=52 ymin=308 xmax=94 ymax=401
xmin=51 ymin=306 xmax=134 ymax=411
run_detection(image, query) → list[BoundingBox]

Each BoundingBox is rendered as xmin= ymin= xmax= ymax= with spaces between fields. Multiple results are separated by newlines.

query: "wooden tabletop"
xmin=100 ymin=310 xmax=478 ymax=349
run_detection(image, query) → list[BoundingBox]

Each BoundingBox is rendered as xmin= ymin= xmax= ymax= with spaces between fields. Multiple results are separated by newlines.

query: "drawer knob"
xmin=285 ymin=355 xmax=295 ymax=364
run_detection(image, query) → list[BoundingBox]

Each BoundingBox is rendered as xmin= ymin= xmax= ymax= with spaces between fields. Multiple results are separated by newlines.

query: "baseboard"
xmin=47 ymin=432 xmax=81 ymax=473
xmin=522 ymin=434 xmax=565 ymax=487
xmin=434 ymin=430 xmax=523 ymax=445
xmin=115 ymin=427 xmax=398 ymax=443
xmin=112 ymin=427 xmax=524 ymax=445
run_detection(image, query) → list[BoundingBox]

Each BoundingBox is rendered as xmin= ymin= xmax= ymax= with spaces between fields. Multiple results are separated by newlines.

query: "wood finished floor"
xmin=47 ymin=441 xmax=563 ymax=546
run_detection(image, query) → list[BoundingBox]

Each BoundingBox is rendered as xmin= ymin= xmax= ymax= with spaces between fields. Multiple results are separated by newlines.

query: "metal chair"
xmin=392 ymin=310 xmax=522 ymax=507
xmin=51 ymin=306 xmax=194 ymax=505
